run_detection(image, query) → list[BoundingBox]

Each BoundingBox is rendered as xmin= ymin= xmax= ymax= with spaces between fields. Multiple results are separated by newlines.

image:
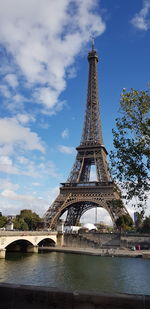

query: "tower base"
xmin=44 ymin=182 xmax=128 ymax=230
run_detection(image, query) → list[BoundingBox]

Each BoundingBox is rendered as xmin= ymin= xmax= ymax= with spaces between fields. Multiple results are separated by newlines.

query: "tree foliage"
xmin=110 ymin=88 xmax=150 ymax=209
xmin=116 ymin=214 xmax=133 ymax=231
xmin=14 ymin=209 xmax=41 ymax=230
xmin=134 ymin=210 xmax=144 ymax=230
xmin=111 ymin=199 xmax=124 ymax=209
xmin=140 ymin=216 xmax=150 ymax=233
xmin=13 ymin=217 xmax=29 ymax=231
xmin=0 ymin=215 xmax=7 ymax=228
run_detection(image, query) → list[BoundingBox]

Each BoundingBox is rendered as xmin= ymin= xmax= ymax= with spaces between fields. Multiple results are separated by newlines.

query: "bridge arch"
xmin=6 ymin=239 xmax=35 ymax=254
xmin=38 ymin=237 xmax=56 ymax=247
xmin=3 ymin=237 xmax=35 ymax=249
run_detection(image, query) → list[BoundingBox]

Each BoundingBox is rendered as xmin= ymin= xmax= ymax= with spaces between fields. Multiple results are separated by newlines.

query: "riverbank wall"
xmin=0 ymin=283 xmax=150 ymax=309
xmin=64 ymin=233 xmax=150 ymax=250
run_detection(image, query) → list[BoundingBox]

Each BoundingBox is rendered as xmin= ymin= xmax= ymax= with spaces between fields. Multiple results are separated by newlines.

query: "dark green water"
xmin=0 ymin=252 xmax=150 ymax=295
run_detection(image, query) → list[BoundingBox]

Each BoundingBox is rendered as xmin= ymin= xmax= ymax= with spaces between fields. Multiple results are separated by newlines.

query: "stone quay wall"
xmin=0 ymin=283 xmax=150 ymax=309
xmin=64 ymin=233 xmax=150 ymax=249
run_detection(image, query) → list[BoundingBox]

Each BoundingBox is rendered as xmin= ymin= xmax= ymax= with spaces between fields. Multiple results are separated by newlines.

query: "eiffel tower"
xmin=44 ymin=42 xmax=129 ymax=229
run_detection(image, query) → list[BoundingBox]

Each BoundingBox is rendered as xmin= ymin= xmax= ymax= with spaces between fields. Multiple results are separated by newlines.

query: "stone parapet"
xmin=0 ymin=283 xmax=149 ymax=309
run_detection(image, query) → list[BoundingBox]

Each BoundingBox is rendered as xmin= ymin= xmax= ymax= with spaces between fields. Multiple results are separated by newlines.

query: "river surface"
xmin=0 ymin=251 xmax=150 ymax=295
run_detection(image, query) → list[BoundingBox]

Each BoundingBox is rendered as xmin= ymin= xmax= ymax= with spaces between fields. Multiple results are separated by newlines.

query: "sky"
xmin=0 ymin=0 xmax=150 ymax=225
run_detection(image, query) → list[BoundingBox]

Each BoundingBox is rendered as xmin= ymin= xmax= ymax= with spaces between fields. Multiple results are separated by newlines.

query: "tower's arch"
xmin=80 ymin=207 xmax=113 ymax=226
xmin=45 ymin=192 xmax=128 ymax=229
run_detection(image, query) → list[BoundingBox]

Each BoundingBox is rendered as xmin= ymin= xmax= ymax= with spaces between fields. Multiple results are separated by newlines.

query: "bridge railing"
xmin=0 ymin=231 xmax=57 ymax=236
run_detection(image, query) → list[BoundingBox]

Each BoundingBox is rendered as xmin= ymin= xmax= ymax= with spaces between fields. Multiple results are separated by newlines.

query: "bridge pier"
xmin=26 ymin=245 xmax=39 ymax=253
xmin=0 ymin=249 xmax=6 ymax=259
xmin=57 ymin=233 xmax=64 ymax=247
xmin=0 ymin=245 xmax=39 ymax=259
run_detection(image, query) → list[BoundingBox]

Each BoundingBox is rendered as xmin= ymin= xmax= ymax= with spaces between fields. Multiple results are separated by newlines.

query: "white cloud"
xmin=0 ymin=85 xmax=11 ymax=98
xmin=123 ymin=194 xmax=150 ymax=219
xmin=12 ymin=94 xmax=27 ymax=103
xmin=0 ymin=0 xmax=105 ymax=112
xmin=0 ymin=150 xmax=61 ymax=180
xmin=4 ymin=73 xmax=18 ymax=88
xmin=47 ymin=186 xmax=60 ymax=204
xmin=0 ymin=117 xmax=47 ymax=179
xmin=0 ymin=156 xmax=20 ymax=175
xmin=4 ymin=97 xmax=25 ymax=114
xmin=16 ymin=157 xmax=42 ymax=177
xmin=16 ymin=113 xmax=35 ymax=125
xmin=0 ymin=179 xmax=19 ymax=191
xmin=67 ymin=67 xmax=77 ymax=79
xmin=34 ymin=87 xmax=64 ymax=110
xmin=0 ymin=184 xmax=60 ymax=216
xmin=31 ymin=182 xmax=40 ymax=187
xmin=58 ymin=145 xmax=75 ymax=154
xmin=39 ymin=161 xmax=61 ymax=179
xmin=0 ymin=117 xmax=45 ymax=155
xmin=44 ymin=186 xmax=60 ymax=215
xmin=17 ymin=156 xmax=30 ymax=165
xmin=80 ymin=208 xmax=113 ymax=225
xmin=0 ymin=189 xmax=49 ymax=216
xmin=131 ymin=0 xmax=150 ymax=31
xmin=0 ymin=155 xmax=38 ymax=176
xmin=0 ymin=145 xmax=13 ymax=156
xmin=1 ymin=189 xmax=34 ymax=201
xmin=61 ymin=128 xmax=69 ymax=139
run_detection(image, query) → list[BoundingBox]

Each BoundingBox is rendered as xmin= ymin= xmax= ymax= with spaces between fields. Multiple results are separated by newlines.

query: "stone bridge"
xmin=0 ymin=231 xmax=63 ymax=258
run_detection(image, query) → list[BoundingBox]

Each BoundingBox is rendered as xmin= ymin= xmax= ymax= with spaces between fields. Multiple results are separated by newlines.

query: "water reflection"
xmin=0 ymin=252 xmax=149 ymax=295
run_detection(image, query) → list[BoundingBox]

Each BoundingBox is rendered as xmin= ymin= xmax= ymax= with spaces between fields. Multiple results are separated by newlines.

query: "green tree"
xmin=19 ymin=209 xmax=41 ymax=230
xmin=116 ymin=214 xmax=133 ymax=232
xmin=14 ymin=209 xmax=42 ymax=230
xmin=140 ymin=216 xmax=150 ymax=233
xmin=110 ymin=88 xmax=150 ymax=210
xmin=134 ymin=210 xmax=144 ymax=230
xmin=13 ymin=217 xmax=29 ymax=231
xmin=0 ymin=215 xmax=7 ymax=228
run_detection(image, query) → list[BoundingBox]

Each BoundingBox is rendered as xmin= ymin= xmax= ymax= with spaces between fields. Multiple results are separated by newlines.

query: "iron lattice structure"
xmin=44 ymin=44 xmax=129 ymax=229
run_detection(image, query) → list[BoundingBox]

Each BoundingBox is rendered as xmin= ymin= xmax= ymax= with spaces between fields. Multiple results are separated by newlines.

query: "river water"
xmin=0 ymin=251 xmax=150 ymax=295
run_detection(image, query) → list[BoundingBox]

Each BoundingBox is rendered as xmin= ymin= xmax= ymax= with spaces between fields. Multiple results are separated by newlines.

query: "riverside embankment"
xmin=39 ymin=245 xmax=150 ymax=258
xmin=63 ymin=232 xmax=150 ymax=251
xmin=40 ymin=231 xmax=150 ymax=258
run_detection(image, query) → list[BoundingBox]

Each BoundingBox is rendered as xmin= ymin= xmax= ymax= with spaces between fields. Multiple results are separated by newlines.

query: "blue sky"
xmin=0 ymin=0 xmax=149 ymax=224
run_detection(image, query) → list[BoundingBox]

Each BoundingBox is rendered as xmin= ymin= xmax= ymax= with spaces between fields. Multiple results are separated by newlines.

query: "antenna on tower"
xmin=92 ymin=38 xmax=95 ymax=51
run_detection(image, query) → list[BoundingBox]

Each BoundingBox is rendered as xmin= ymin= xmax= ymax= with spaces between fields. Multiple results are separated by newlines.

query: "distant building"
xmin=5 ymin=222 xmax=14 ymax=231
xmin=64 ymin=225 xmax=80 ymax=233
xmin=96 ymin=221 xmax=111 ymax=233
xmin=134 ymin=212 xmax=139 ymax=225
xmin=5 ymin=215 xmax=16 ymax=230
xmin=7 ymin=215 xmax=16 ymax=220
xmin=82 ymin=223 xmax=97 ymax=231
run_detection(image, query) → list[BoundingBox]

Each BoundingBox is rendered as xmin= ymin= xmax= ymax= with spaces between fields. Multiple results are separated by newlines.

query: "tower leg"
xmin=65 ymin=204 xmax=84 ymax=226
